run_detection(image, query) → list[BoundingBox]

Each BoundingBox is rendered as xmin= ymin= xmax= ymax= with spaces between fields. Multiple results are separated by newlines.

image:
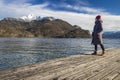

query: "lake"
xmin=0 ymin=38 xmax=120 ymax=70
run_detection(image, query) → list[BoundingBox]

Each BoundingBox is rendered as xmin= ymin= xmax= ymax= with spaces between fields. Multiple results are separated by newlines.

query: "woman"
xmin=91 ymin=15 xmax=105 ymax=56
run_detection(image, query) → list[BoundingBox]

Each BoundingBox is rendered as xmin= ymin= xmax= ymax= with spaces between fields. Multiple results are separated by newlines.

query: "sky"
xmin=0 ymin=0 xmax=120 ymax=31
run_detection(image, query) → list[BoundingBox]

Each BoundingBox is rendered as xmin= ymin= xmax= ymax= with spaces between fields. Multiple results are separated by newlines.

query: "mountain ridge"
xmin=0 ymin=16 xmax=90 ymax=38
xmin=103 ymin=31 xmax=120 ymax=38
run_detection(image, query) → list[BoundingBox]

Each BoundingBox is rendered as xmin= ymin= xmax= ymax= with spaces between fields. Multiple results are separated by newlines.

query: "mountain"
xmin=0 ymin=16 xmax=90 ymax=38
xmin=19 ymin=14 xmax=37 ymax=22
xmin=103 ymin=31 xmax=120 ymax=38
xmin=18 ymin=14 xmax=55 ymax=22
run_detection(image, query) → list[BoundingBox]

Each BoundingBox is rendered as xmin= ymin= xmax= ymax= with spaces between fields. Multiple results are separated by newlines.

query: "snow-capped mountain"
xmin=19 ymin=14 xmax=39 ymax=21
xmin=18 ymin=14 xmax=55 ymax=22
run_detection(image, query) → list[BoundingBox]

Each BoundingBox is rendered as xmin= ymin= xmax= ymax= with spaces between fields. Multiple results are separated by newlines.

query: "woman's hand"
xmin=98 ymin=32 xmax=101 ymax=36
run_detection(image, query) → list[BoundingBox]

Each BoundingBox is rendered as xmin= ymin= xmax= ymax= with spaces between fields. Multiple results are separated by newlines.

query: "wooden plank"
xmin=86 ymin=51 xmax=120 ymax=80
xmin=57 ymin=48 xmax=119 ymax=77
xmin=101 ymin=67 xmax=120 ymax=80
xmin=113 ymin=74 xmax=120 ymax=80
xmin=69 ymin=61 xmax=118 ymax=80
xmin=85 ymin=64 xmax=119 ymax=80
xmin=58 ymin=52 xmax=119 ymax=80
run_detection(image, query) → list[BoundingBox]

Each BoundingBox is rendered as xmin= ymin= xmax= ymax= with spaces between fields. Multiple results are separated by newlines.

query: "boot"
xmin=92 ymin=51 xmax=97 ymax=55
xmin=101 ymin=51 xmax=105 ymax=56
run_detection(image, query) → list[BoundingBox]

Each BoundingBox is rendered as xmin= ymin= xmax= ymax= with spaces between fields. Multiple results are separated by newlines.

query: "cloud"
xmin=0 ymin=0 xmax=120 ymax=31
xmin=102 ymin=15 xmax=120 ymax=31
xmin=61 ymin=4 xmax=109 ymax=15
xmin=42 ymin=0 xmax=108 ymax=14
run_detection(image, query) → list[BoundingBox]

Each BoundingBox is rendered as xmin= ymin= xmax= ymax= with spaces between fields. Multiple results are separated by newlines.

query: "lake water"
xmin=0 ymin=38 xmax=120 ymax=70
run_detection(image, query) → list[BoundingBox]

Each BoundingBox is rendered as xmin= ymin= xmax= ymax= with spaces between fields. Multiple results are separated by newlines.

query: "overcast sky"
xmin=0 ymin=0 xmax=120 ymax=31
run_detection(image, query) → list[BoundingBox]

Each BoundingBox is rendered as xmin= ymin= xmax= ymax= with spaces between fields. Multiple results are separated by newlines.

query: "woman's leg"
xmin=92 ymin=45 xmax=97 ymax=55
xmin=100 ymin=44 xmax=105 ymax=56
xmin=100 ymin=44 xmax=105 ymax=51
xmin=95 ymin=45 xmax=97 ymax=52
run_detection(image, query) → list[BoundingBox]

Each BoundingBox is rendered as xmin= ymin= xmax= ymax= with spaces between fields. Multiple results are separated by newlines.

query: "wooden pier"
xmin=0 ymin=48 xmax=120 ymax=80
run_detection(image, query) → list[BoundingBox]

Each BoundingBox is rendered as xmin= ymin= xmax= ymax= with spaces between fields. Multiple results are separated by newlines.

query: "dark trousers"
xmin=94 ymin=44 xmax=105 ymax=52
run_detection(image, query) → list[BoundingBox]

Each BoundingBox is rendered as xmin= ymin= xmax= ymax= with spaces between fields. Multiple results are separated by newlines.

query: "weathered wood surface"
xmin=0 ymin=48 xmax=120 ymax=80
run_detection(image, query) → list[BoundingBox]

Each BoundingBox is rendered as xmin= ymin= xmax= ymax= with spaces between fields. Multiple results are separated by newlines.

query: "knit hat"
xmin=96 ymin=15 xmax=101 ymax=19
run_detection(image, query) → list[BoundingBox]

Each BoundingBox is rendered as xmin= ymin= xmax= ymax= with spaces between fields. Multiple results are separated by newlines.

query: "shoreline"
xmin=0 ymin=48 xmax=120 ymax=80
